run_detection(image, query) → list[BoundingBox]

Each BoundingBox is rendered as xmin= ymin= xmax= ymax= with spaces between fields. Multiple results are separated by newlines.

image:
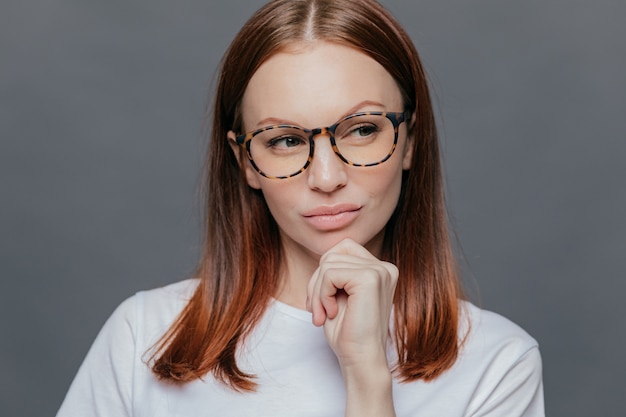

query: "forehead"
xmin=240 ymin=41 xmax=403 ymax=128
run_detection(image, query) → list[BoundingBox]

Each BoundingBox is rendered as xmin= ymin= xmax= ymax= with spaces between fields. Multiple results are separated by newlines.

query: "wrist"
xmin=342 ymin=362 xmax=395 ymax=417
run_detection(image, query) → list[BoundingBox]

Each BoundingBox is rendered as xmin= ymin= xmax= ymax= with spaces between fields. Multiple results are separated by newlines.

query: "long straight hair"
xmin=150 ymin=0 xmax=463 ymax=391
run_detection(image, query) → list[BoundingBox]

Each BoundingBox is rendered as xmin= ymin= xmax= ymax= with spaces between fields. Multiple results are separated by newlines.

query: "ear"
xmin=401 ymin=112 xmax=416 ymax=170
xmin=227 ymin=130 xmax=262 ymax=189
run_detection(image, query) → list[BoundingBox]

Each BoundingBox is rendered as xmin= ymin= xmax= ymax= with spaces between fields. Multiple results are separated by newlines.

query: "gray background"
xmin=2 ymin=0 xmax=624 ymax=416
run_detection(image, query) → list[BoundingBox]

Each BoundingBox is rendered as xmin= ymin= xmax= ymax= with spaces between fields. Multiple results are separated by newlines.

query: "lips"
xmin=302 ymin=204 xmax=362 ymax=231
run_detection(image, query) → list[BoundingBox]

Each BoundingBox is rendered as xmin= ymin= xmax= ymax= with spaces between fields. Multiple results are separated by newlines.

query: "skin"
xmin=228 ymin=41 xmax=413 ymax=417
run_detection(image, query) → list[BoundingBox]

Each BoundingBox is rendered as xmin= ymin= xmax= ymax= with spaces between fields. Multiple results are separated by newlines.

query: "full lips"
xmin=302 ymin=206 xmax=361 ymax=231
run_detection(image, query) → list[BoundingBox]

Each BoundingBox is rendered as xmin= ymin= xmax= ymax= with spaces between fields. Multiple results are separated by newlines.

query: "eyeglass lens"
xmin=248 ymin=113 xmax=396 ymax=178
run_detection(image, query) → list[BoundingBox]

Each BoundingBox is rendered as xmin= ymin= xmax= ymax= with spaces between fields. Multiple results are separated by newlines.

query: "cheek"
xmin=365 ymin=165 xmax=406 ymax=226
xmin=363 ymin=162 xmax=404 ymax=201
xmin=375 ymin=179 xmax=403 ymax=218
xmin=243 ymin=161 xmax=262 ymax=190
xmin=257 ymin=181 xmax=300 ymax=220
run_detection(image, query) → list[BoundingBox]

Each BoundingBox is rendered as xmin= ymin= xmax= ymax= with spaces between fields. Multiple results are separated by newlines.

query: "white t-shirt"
xmin=57 ymin=279 xmax=544 ymax=416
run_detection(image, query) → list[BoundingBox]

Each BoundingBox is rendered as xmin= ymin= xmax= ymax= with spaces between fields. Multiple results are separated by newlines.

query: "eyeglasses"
xmin=235 ymin=111 xmax=409 ymax=179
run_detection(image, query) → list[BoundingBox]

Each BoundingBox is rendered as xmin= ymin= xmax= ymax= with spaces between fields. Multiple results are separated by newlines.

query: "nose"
xmin=306 ymin=131 xmax=348 ymax=192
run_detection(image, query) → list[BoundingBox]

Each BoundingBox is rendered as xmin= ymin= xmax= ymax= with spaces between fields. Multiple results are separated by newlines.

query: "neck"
xmin=276 ymin=238 xmax=320 ymax=310
xmin=274 ymin=230 xmax=386 ymax=310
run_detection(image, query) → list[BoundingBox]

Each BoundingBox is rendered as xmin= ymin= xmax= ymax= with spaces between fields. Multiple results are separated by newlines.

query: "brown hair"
xmin=150 ymin=0 xmax=463 ymax=391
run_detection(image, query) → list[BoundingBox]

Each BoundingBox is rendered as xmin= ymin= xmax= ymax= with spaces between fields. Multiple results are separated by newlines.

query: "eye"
xmin=267 ymin=135 xmax=307 ymax=149
xmin=350 ymin=123 xmax=379 ymax=137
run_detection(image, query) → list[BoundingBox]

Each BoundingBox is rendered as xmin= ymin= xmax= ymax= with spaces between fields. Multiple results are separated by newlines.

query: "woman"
xmin=58 ymin=1 xmax=544 ymax=416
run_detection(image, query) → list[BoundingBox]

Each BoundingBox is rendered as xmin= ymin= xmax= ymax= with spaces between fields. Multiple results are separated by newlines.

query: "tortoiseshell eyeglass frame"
xmin=235 ymin=111 xmax=410 ymax=179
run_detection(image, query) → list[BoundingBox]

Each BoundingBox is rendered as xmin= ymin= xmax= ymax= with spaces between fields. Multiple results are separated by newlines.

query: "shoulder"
xmin=454 ymin=301 xmax=544 ymax=415
xmin=57 ymin=279 xmax=200 ymax=416
xmin=461 ymin=301 xmax=538 ymax=345
xmin=460 ymin=301 xmax=539 ymax=358
xmin=109 ymin=278 xmax=199 ymax=318
xmin=104 ymin=278 xmax=200 ymax=344
xmin=133 ymin=278 xmax=199 ymax=317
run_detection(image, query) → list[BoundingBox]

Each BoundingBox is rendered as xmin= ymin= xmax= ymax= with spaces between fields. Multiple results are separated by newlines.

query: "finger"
xmin=305 ymin=267 xmax=317 ymax=312
xmin=311 ymin=261 xmax=366 ymax=325
xmin=318 ymin=267 xmax=354 ymax=320
xmin=322 ymin=240 xmax=399 ymax=285
xmin=320 ymin=238 xmax=378 ymax=262
xmin=307 ymin=266 xmax=329 ymax=326
xmin=318 ymin=261 xmax=385 ymax=312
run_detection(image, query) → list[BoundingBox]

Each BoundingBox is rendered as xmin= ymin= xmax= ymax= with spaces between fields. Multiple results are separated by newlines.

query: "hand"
xmin=306 ymin=238 xmax=398 ymax=370
xmin=306 ymin=239 xmax=398 ymax=416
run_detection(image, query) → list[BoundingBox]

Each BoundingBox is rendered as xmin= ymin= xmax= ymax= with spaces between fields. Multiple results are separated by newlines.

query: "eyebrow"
xmin=254 ymin=100 xmax=387 ymax=128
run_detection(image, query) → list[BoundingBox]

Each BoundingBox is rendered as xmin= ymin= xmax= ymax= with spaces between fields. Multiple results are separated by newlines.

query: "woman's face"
xmin=229 ymin=41 xmax=413 ymax=260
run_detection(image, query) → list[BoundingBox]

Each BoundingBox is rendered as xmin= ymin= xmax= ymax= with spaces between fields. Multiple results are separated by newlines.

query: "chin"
xmin=310 ymin=230 xmax=384 ymax=257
